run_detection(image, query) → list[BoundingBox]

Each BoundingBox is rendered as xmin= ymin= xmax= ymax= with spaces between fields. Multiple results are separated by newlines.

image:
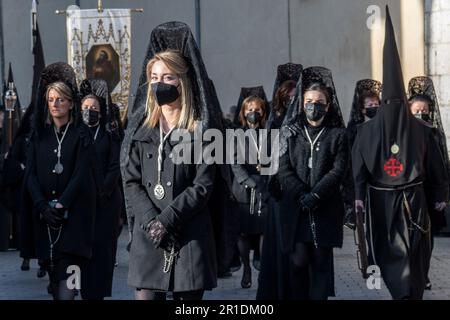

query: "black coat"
xmin=230 ymin=128 xmax=269 ymax=235
xmin=123 ymin=125 xmax=217 ymax=292
xmin=278 ymin=124 xmax=349 ymax=250
xmin=21 ymin=123 xmax=96 ymax=259
xmin=81 ymin=125 xmax=122 ymax=299
xmin=352 ymin=120 xmax=449 ymax=299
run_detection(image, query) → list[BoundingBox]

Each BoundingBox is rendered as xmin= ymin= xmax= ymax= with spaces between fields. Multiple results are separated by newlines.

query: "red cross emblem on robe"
xmin=383 ymin=157 xmax=404 ymax=177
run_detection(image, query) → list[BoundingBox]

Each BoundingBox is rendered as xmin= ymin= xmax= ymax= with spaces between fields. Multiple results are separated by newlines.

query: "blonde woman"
xmin=123 ymin=49 xmax=217 ymax=300
xmin=21 ymin=62 xmax=96 ymax=300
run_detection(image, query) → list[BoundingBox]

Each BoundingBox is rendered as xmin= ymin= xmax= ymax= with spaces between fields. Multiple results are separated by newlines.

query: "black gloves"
xmin=40 ymin=205 xmax=64 ymax=228
xmin=142 ymin=218 xmax=180 ymax=252
xmin=37 ymin=201 xmax=67 ymax=228
xmin=242 ymin=177 xmax=257 ymax=189
xmin=300 ymin=193 xmax=320 ymax=211
xmin=149 ymin=219 xmax=168 ymax=247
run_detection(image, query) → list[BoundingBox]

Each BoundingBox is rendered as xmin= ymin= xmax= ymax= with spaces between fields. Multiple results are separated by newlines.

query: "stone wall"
xmin=425 ymin=0 xmax=450 ymax=147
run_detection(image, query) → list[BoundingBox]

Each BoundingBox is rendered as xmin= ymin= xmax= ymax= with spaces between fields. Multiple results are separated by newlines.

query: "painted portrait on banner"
xmin=66 ymin=8 xmax=131 ymax=109
xmin=86 ymin=44 xmax=120 ymax=92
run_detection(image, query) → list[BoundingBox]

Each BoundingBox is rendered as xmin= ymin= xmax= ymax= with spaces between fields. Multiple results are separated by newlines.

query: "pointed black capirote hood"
xmin=30 ymin=23 xmax=45 ymax=109
xmin=375 ymin=5 xmax=411 ymax=154
xmin=353 ymin=6 xmax=433 ymax=186
xmin=381 ymin=6 xmax=407 ymax=104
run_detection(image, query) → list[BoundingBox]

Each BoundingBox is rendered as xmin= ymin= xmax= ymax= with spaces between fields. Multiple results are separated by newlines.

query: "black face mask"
xmin=246 ymin=112 xmax=262 ymax=125
xmin=151 ymin=82 xmax=180 ymax=106
xmin=305 ymin=103 xmax=327 ymax=122
xmin=365 ymin=106 xmax=379 ymax=119
xmin=82 ymin=109 xmax=100 ymax=126
xmin=414 ymin=113 xmax=430 ymax=123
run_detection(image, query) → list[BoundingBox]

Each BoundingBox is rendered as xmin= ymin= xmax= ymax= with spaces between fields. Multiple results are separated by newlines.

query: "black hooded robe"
xmin=352 ymin=7 xmax=449 ymax=300
xmin=352 ymin=121 xmax=448 ymax=299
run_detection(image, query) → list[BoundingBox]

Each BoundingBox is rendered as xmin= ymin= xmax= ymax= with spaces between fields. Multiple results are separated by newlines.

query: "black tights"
xmin=45 ymin=259 xmax=83 ymax=300
xmin=237 ymin=235 xmax=252 ymax=273
xmin=47 ymin=278 xmax=76 ymax=300
xmin=135 ymin=289 xmax=204 ymax=300
xmin=289 ymin=242 xmax=333 ymax=300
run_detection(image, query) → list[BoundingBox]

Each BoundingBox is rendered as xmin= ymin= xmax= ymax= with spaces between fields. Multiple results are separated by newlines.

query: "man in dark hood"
xmin=352 ymin=7 xmax=449 ymax=299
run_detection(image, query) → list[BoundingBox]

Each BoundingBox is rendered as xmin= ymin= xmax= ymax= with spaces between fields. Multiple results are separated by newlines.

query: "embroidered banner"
xmin=66 ymin=8 xmax=131 ymax=109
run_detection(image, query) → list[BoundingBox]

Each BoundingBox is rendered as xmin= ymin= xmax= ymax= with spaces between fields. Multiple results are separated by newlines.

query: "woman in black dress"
xmin=278 ymin=66 xmax=349 ymax=300
xmin=231 ymin=95 xmax=270 ymax=289
xmin=78 ymin=79 xmax=123 ymax=300
xmin=343 ymin=79 xmax=381 ymax=229
xmin=121 ymin=22 xmax=223 ymax=301
xmin=407 ymin=76 xmax=450 ymax=290
xmin=21 ymin=62 xmax=96 ymax=300
xmin=257 ymin=63 xmax=302 ymax=300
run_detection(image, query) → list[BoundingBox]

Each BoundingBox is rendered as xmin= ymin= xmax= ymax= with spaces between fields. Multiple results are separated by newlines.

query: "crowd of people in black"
xmin=0 ymin=7 xmax=449 ymax=300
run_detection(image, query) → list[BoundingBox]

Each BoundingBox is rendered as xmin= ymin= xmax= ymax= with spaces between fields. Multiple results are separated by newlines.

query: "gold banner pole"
xmin=56 ymin=0 xmax=143 ymax=15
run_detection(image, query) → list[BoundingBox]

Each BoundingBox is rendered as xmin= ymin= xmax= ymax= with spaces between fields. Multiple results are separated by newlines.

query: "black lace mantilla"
xmin=233 ymin=86 xmax=268 ymax=125
xmin=79 ymin=78 xmax=122 ymax=137
xmin=279 ymin=66 xmax=345 ymax=157
xmin=31 ymin=62 xmax=81 ymax=137
xmin=347 ymin=79 xmax=382 ymax=129
xmin=121 ymin=21 xmax=223 ymax=167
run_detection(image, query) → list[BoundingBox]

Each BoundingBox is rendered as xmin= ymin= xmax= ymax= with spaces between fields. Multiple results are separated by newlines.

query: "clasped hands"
xmin=142 ymin=219 xmax=175 ymax=251
xmin=39 ymin=202 xmax=66 ymax=228
xmin=299 ymin=193 xmax=320 ymax=211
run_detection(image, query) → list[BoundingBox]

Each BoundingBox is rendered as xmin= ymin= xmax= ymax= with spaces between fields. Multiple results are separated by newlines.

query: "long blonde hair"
xmin=143 ymin=50 xmax=196 ymax=132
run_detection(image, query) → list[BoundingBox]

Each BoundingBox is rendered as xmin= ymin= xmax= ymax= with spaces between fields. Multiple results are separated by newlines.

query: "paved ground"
xmin=1 ymin=228 xmax=449 ymax=300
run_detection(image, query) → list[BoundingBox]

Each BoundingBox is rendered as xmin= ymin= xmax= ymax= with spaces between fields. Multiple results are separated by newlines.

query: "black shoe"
xmin=37 ymin=268 xmax=46 ymax=278
xmin=241 ymin=269 xmax=252 ymax=289
xmin=344 ymin=211 xmax=356 ymax=230
xmin=21 ymin=259 xmax=30 ymax=271
xmin=47 ymin=284 xmax=53 ymax=295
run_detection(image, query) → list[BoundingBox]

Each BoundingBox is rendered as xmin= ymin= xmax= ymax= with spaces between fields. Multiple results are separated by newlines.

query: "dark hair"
xmin=273 ymin=80 xmax=297 ymax=113
xmin=81 ymin=94 xmax=100 ymax=106
xmin=303 ymin=82 xmax=330 ymax=104
xmin=408 ymin=94 xmax=432 ymax=106
xmin=359 ymin=91 xmax=380 ymax=109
